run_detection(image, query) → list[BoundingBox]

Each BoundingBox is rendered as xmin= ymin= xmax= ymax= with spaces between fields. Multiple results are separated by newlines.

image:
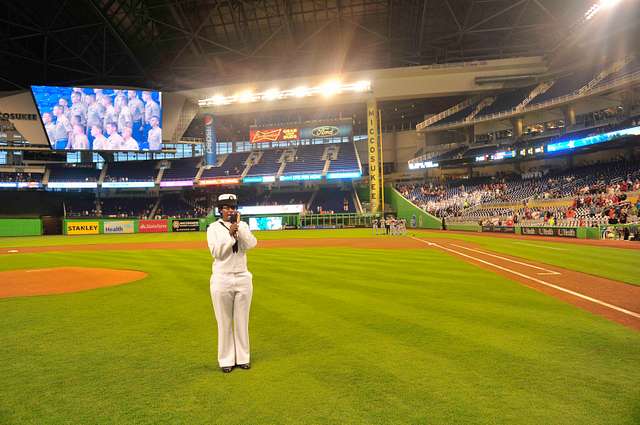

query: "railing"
xmin=416 ymin=96 xmax=478 ymax=130
xmin=419 ymin=70 xmax=640 ymax=132
xmin=299 ymin=212 xmax=378 ymax=228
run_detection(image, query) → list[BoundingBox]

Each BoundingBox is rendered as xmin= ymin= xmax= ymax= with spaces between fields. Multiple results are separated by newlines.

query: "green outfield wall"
xmin=386 ymin=187 xmax=441 ymax=229
xmin=0 ymin=218 xmax=42 ymax=237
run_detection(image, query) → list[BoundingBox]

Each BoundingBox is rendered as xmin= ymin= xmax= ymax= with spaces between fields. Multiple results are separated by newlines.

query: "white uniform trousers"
xmin=210 ymin=271 xmax=253 ymax=367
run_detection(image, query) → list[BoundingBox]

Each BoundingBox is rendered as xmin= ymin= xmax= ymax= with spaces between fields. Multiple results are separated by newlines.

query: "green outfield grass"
xmin=412 ymin=230 xmax=640 ymax=286
xmin=1 ymin=231 xmax=639 ymax=424
xmin=2 ymin=228 xmax=639 ymax=285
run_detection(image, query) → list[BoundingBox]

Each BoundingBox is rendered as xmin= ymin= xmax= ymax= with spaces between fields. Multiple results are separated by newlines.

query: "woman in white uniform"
xmin=207 ymin=194 xmax=257 ymax=373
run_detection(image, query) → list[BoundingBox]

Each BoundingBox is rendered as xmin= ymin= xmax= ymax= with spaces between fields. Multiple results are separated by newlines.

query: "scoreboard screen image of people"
xmin=31 ymin=85 xmax=162 ymax=151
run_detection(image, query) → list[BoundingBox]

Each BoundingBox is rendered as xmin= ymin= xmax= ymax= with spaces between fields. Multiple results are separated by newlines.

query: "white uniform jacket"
xmin=207 ymin=219 xmax=257 ymax=274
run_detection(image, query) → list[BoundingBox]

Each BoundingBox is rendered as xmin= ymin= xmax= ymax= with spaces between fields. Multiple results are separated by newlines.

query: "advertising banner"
xmin=299 ymin=123 xmax=352 ymax=139
xmin=171 ymin=218 xmax=200 ymax=232
xmin=250 ymin=127 xmax=299 ymax=143
xmin=203 ymin=114 xmax=217 ymax=166
xmin=139 ymin=220 xmax=169 ymax=233
xmin=367 ymin=99 xmax=380 ymax=213
xmin=66 ymin=221 xmax=99 ymax=235
xmin=198 ymin=177 xmax=240 ymax=186
xmin=481 ymin=225 xmax=516 ymax=234
xmin=249 ymin=121 xmax=352 ymax=143
xmin=521 ymin=226 xmax=577 ymax=238
xmin=103 ymin=220 xmax=134 ymax=234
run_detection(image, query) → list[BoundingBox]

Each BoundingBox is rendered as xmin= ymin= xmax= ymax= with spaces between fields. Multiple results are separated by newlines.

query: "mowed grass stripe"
xmin=2 ymin=228 xmax=639 ymax=287
xmin=1 ymin=246 xmax=639 ymax=424
xmin=413 ymin=230 xmax=640 ymax=286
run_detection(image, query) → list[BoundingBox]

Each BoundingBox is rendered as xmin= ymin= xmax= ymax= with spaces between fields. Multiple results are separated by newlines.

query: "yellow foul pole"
xmin=366 ymin=99 xmax=381 ymax=213
xmin=378 ymin=109 xmax=385 ymax=214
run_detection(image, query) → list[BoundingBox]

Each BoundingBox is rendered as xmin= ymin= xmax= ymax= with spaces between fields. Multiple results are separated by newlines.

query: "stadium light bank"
xmin=584 ymin=0 xmax=625 ymax=21
xmin=198 ymin=80 xmax=372 ymax=107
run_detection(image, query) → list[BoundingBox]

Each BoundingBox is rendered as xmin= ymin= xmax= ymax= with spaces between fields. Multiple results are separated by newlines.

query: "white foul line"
xmin=448 ymin=243 xmax=561 ymax=275
xmin=409 ymin=236 xmax=640 ymax=320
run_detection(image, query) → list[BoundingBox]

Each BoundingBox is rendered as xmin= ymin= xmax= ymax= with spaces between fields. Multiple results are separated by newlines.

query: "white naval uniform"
xmin=207 ymin=219 xmax=257 ymax=367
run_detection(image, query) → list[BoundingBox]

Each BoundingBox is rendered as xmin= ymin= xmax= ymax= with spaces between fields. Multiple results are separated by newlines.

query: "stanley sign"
xmin=66 ymin=221 xmax=100 ymax=235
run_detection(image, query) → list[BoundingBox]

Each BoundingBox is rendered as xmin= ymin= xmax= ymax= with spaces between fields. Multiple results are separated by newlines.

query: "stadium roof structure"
xmin=0 ymin=0 xmax=618 ymax=92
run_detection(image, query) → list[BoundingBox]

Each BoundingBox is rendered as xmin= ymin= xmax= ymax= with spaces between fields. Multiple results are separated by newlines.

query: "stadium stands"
xmin=245 ymin=149 xmax=283 ymax=176
xmin=327 ymin=143 xmax=360 ymax=173
xmin=65 ymin=195 xmax=98 ymax=217
xmin=398 ymin=159 xmax=640 ymax=227
xmin=100 ymin=197 xmax=156 ymax=218
xmin=476 ymin=86 xmax=533 ymax=117
xmin=529 ymin=67 xmax=597 ymax=106
xmin=281 ymin=144 xmax=326 ymax=175
xmin=310 ymin=188 xmax=354 ymax=213
xmin=201 ymin=152 xmax=250 ymax=178
xmin=48 ymin=165 xmax=100 ymax=182
xmin=0 ymin=171 xmax=43 ymax=183
xmin=161 ymin=157 xmax=201 ymax=181
xmin=105 ymin=160 xmax=157 ymax=182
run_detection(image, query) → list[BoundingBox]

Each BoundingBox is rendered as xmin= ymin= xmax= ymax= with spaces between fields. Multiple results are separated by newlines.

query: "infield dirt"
xmin=0 ymin=267 xmax=148 ymax=298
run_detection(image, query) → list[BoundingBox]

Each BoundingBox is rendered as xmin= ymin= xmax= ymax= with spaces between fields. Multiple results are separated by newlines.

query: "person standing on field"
xmin=207 ymin=194 xmax=257 ymax=373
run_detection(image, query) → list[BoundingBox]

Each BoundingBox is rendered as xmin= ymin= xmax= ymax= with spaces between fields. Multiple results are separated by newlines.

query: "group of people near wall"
xmin=372 ymin=217 xmax=406 ymax=235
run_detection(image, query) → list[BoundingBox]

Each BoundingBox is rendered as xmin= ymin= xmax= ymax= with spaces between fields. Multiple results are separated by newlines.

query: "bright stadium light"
xmin=292 ymin=86 xmax=309 ymax=98
xmin=263 ymin=88 xmax=280 ymax=101
xmin=585 ymin=0 xmax=624 ymax=20
xmin=198 ymin=78 xmax=373 ymax=106
xmin=352 ymin=80 xmax=372 ymax=92
xmin=321 ymin=79 xmax=341 ymax=97
xmin=238 ymin=90 xmax=256 ymax=103
xmin=211 ymin=94 xmax=227 ymax=105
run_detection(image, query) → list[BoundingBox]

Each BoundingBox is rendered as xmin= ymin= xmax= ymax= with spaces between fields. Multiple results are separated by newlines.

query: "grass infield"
xmin=0 ymin=229 xmax=639 ymax=424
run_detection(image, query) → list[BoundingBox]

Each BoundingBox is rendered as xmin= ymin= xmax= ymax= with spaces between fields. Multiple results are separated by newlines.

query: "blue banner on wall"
xmin=299 ymin=123 xmax=352 ymax=139
xmin=203 ymin=114 xmax=217 ymax=166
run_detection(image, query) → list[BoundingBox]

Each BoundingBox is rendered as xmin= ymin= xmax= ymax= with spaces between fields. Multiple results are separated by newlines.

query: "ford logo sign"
xmin=311 ymin=126 xmax=339 ymax=137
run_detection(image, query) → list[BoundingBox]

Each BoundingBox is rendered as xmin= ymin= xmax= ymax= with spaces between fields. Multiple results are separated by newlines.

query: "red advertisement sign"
xmin=250 ymin=127 xmax=299 ymax=143
xmin=139 ymin=219 xmax=168 ymax=233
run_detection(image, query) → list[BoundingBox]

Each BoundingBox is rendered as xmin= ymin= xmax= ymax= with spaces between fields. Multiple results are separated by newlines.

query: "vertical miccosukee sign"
xmin=203 ymin=114 xmax=217 ymax=166
xmin=367 ymin=99 xmax=380 ymax=213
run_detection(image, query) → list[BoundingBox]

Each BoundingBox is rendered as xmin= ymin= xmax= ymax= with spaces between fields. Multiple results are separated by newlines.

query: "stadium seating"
xmin=65 ymin=195 xmax=98 ymax=217
xmin=104 ymin=160 xmax=157 ymax=182
xmin=529 ymin=67 xmax=596 ymax=106
xmin=48 ymin=165 xmax=100 ymax=182
xmin=281 ymin=144 xmax=327 ymax=175
xmin=310 ymin=188 xmax=354 ymax=213
xmin=161 ymin=157 xmax=201 ymax=181
xmin=436 ymin=104 xmax=478 ymax=126
xmin=399 ymin=159 xmax=640 ymax=226
xmin=0 ymin=171 xmax=43 ymax=183
xmin=476 ymin=86 xmax=534 ymax=117
xmin=327 ymin=143 xmax=360 ymax=173
xmin=201 ymin=152 xmax=250 ymax=178
xmin=100 ymin=197 xmax=156 ymax=218
xmin=245 ymin=149 xmax=283 ymax=176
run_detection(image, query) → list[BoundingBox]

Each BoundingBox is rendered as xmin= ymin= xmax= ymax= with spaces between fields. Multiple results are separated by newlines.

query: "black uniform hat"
xmin=217 ymin=193 xmax=238 ymax=208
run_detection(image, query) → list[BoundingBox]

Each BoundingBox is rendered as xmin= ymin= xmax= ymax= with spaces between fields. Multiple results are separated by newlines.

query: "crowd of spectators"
xmin=0 ymin=172 xmax=42 ymax=182
xmin=399 ymin=159 xmax=640 ymax=227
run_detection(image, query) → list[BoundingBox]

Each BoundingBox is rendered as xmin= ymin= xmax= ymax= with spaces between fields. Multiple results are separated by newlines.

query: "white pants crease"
xmin=210 ymin=271 xmax=253 ymax=367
